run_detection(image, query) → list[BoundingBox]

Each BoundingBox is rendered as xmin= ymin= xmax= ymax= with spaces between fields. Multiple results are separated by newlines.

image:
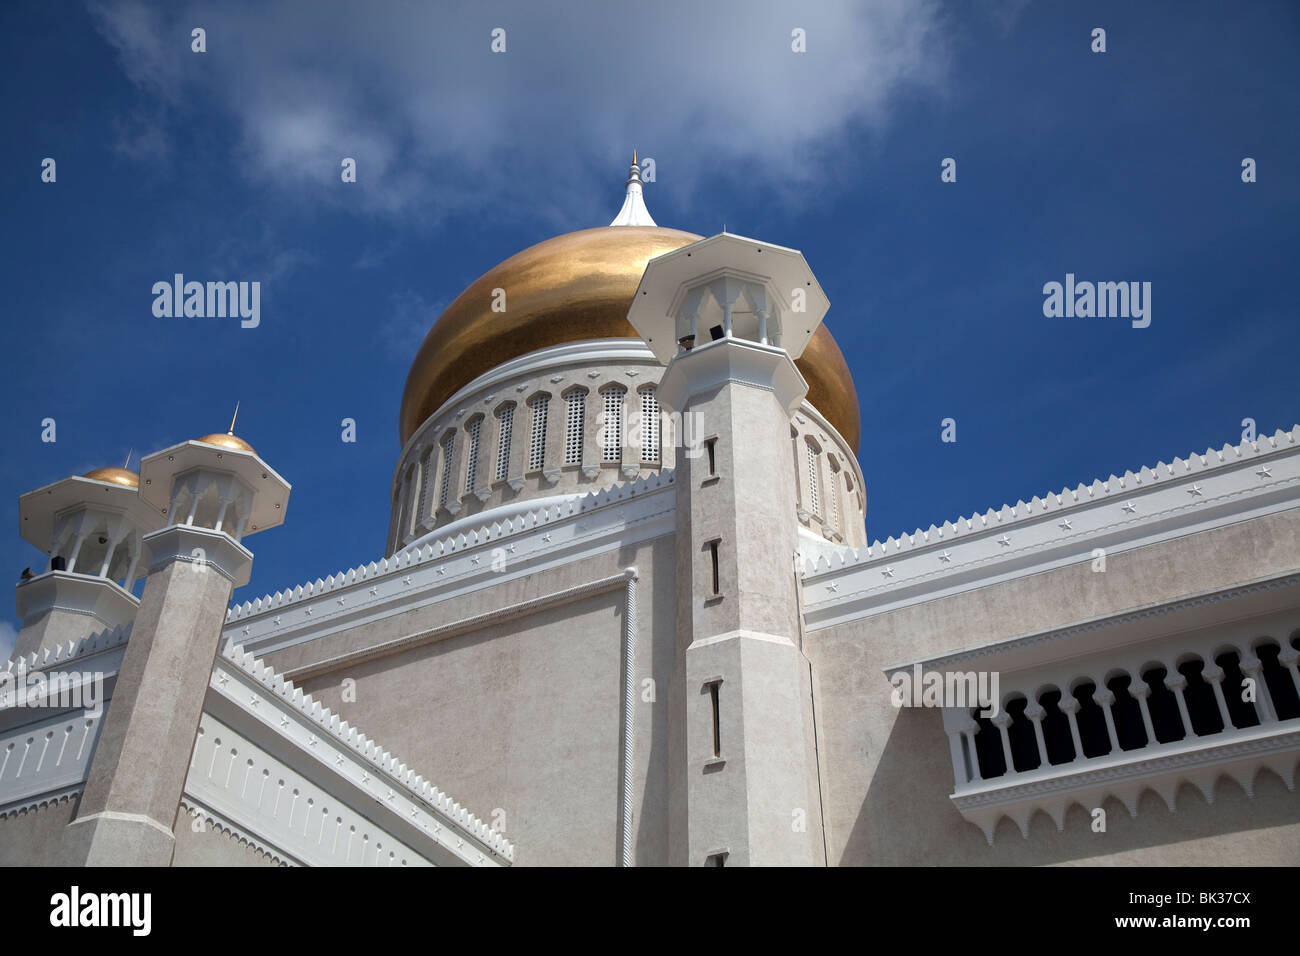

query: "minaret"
xmin=62 ymin=419 xmax=290 ymax=866
xmin=13 ymin=458 xmax=162 ymax=660
xmin=628 ymin=233 xmax=831 ymax=865
xmin=609 ymin=151 xmax=656 ymax=227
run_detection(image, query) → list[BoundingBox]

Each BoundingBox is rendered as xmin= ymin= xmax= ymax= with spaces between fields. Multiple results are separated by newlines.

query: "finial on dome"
xmin=228 ymin=400 xmax=240 ymax=435
xmin=609 ymin=155 xmax=656 ymax=227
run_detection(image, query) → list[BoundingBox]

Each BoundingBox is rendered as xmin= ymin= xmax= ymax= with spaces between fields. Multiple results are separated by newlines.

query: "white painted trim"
xmin=279 ymin=571 xmax=632 ymax=681
xmin=952 ymin=722 xmax=1300 ymax=845
xmin=178 ymin=796 xmax=292 ymax=866
xmin=804 ymin=428 xmax=1300 ymax=630
xmin=209 ymin=644 xmax=513 ymax=864
xmin=225 ymin=472 xmax=675 ymax=659
xmin=620 ymin=567 xmax=637 ymax=867
xmin=883 ymin=572 xmax=1300 ymax=677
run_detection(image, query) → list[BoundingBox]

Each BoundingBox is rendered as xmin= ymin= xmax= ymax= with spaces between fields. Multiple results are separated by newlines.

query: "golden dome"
xmin=197 ymin=432 xmax=256 ymax=454
xmin=400 ymin=226 xmax=861 ymax=451
xmin=82 ymin=466 xmax=140 ymax=488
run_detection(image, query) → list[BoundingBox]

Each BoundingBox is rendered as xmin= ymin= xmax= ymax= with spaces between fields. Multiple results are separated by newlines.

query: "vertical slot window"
xmin=465 ymin=419 xmax=482 ymax=492
xmin=527 ymin=395 xmax=549 ymax=471
xmin=640 ymin=388 xmax=660 ymax=463
xmin=806 ymin=443 xmax=820 ymax=516
xmin=495 ymin=405 xmax=514 ymax=481
xmin=602 ymin=387 xmax=625 ymax=462
xmin=564 ymin=390 xmax=586 ymax=464
xmin=438 ymin=432 xmax=455 ymax=508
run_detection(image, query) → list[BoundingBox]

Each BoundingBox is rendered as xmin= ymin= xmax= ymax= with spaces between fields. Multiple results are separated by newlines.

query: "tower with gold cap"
xmin=62 ymin=421 xmax=290 ymax=866
xmin=13 ymin=455 xmax=163 ymax=661
xmin=629 ymin=230 xmax=831 ymax=865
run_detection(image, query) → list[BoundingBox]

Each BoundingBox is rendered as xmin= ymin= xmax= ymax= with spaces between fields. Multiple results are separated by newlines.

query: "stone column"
xmin=663 ymin=339 xmax=823 ymax=867
xmin=60 ymin=432 xmax=288 ymax=866
xmin=62 ymin=526 xmax=252 ymax=866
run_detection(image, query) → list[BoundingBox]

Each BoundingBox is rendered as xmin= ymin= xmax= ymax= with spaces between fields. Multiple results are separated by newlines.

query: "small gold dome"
xmin=197 ymin=432 xmax=256 ymax=454
xmin=400 ymin=226 xmax=861 ymax=451
xmin=82 ymin=466 xmax=140 ymax=488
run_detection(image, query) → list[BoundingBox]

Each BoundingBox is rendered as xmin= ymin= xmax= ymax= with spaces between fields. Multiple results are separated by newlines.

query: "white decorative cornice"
xmin=952 ymin=722 xmax=1300 ymax=845
xmin=2 ymin=622 xmax=131 ymax=679
xmin=0 ymin=788 xmax=81 ymax=820
xmin=224 ymin=470 xmax=674 ymax=655
xmin=0 ymin=709 xmax=103 ymax=814
xmin=15 ymin=572 xmax=139 ymax=633
xmin=178 ymin=796 xmax=292 ymax=867
xmin=883 ymin=572 xmax=1300 ymax=678
xmin=145 ymin=524 xmax=254 ymax=586
xmin=282 ymin=570 xmax=634 ymax=683
xmin=804 ymin=426 xmax=1300 ymax=629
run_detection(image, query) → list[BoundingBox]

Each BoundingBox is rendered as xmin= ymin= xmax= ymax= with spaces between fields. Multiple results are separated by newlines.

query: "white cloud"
xmin=89 ymin=0 xmax=951 ymax=230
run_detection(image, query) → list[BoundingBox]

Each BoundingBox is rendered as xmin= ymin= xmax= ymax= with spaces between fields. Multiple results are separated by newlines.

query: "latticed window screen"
xmin=465 ymin=419 xmax=482 ymax=492
xmin=828 ymin=466 xmax=840 ymax=531
xmin=495 ymin=405 xmax=514 ymax=481
xmin=399 ymin=465 xmax=416 ymax=539
xmin=806 ymin=444 xmax=820 ymax=516
xmin=565 ymin=391 xmax=586 ymax=464
xmin=438 ymin=432 xmax=455 ymax=509
xmin=416 ymin=449 xmax=433 ymax=529
xmin=602 ymin=387 xmax=625 ymax=462
xmin=528 ymin=395 xmax=549 ymax=471
xmin=640 ymin=388 xmax=660 ymax=462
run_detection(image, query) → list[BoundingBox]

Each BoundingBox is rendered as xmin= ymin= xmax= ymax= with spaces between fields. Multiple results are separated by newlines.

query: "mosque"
xmin=2 ymin=161 xmax=1298 ymax=866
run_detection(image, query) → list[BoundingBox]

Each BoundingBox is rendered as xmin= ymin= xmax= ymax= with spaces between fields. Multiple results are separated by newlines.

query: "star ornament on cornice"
xmin=997 ymin=535 xmax=1011 ymax=547
xmin=1123 ymin=501 xmax=1138 ymax=514
xmin=1187 ymin=483 xmax=1203 ymax=496
xmin=938 ymin=550 xmax=952 ymax=563
xmin=881 ymin=566 xmax=895 ymax=578
xmin=1058 ymin=518 xmax=1072 ymax=531
xmin=1257 ymin=465 xmax=1272 ymax=478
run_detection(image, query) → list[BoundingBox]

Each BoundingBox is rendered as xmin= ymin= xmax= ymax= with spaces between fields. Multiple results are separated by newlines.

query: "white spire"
xmin=609 ymin=152 xmax=656 ymax=227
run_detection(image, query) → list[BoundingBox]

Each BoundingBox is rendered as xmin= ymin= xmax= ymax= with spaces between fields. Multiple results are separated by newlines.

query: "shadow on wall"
xmin=841 ymin=705 xmax=1300 ymax=865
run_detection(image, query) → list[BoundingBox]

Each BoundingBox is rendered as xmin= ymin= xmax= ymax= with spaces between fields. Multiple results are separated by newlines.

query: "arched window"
xmin=827 ymin=460 xmax=840 ymax=532
xmin=438 ymin=431 xmax=455 ymax=509
xmin=805 ymin=441 xmax=820 ymax=517
xmin=564 ymin=389 xmax=587 ymax=464
xmin=417 ymin=446 xmax=433 ymax=526
xmin=527 ymin=394 xmax=549 ymax=472
xmin=495 ymin=404 xmax=514 ymax=482
xmin=465 ymin=417 xmax=483 ymax=492
xmin=640 ymin=387 xmax=660 ymax=463
xmin=602 ymin=386 xmax=626 ymax=462
xmin=398 ymin=464 xmax=416 ymax=540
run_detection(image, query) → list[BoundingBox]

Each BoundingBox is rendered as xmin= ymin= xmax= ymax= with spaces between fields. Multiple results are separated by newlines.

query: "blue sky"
xmin=2 ymin=0 xmax=1297 ymax=654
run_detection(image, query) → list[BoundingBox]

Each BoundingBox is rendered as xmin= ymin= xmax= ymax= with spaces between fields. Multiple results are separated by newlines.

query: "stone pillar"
xmin=627 ymin=230 xmax=834 ymax=867
xmin=62 ymin=527 xmax=252 ymax=866
xmin=60 ymin=433 xmax=289 ymax=866
xmin=663 ymin=338 xmax=824 ymax=867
